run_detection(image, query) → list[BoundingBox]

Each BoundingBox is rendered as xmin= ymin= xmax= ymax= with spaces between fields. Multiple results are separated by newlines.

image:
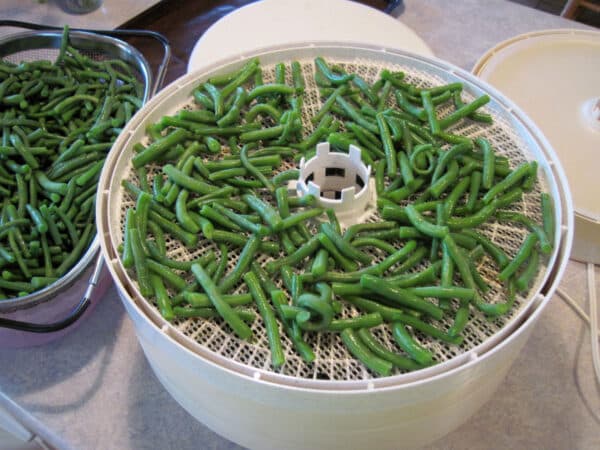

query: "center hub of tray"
xmin=295 ymin=142 xmax=374 ymax=226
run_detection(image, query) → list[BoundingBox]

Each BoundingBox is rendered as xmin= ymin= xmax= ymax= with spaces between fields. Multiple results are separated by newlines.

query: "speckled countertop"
xmin=0 ymin=1 xmax=599 ymax=449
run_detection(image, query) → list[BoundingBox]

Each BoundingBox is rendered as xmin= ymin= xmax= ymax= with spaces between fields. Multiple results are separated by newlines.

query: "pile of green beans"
xmin=122 ymin=56 xmax=554 ymax=376
xmin=0 ymin=26 xmax=143 ymax=299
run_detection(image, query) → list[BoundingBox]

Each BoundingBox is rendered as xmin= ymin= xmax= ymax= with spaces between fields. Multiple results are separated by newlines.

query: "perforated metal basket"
xmin=0 ymin=22 xmax=169 ymax=338
xmin=97 ymin=42 xmax=572 ymax=449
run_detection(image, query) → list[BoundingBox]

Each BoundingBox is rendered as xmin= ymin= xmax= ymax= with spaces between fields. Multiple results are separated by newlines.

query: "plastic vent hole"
xmin=356 ymin=174 xmax=365 ymax=188
xmin=325 ymin=167 xmax=345 ymax=177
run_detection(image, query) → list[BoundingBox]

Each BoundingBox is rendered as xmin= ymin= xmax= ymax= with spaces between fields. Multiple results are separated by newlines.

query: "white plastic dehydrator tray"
xmin=97 ymin=43 xmax=573 ymax=449
xmin=473 ymin=29 xmax=600 ymax=264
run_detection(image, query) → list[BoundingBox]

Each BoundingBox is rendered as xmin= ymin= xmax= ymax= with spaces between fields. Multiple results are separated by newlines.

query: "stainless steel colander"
xmin=97 ymin=42 xmax=572 ymax=449
xmin=0 ymin=21 xmax=169 ymax=340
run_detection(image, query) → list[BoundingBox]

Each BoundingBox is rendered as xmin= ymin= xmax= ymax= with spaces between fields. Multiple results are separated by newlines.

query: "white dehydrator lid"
xmin=97 ymin=42 xmax=573 ymax=389
xmin=187 ymin=0 xmax=434 ymax=72
xmin=473 ymin=29 xmax=600 ymax=263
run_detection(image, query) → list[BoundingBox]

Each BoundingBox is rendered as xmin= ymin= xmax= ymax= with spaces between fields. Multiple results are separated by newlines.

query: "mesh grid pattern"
xmin=115 ymin=54 xmax=550 ymax=381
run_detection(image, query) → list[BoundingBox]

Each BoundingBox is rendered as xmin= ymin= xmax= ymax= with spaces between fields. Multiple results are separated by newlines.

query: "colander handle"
xmin=0 ymin=20 xmax=171 ymax=96
xmin=0 ymin=255 xmax=104 ymax=333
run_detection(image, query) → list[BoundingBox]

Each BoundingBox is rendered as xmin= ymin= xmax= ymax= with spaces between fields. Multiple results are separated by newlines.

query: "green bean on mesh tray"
xmin=0 ymin=26 xmax=144 ymax=298
xmin=122 ymin=56 xmax=554 ymax=377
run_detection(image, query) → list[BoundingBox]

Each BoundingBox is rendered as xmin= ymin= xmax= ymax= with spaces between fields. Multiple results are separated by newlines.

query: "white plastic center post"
xmin=295 ymin=142 xmax=375 ymax=226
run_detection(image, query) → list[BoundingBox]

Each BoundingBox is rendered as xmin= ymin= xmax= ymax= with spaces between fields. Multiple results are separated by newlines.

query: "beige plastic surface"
xmin=98 ymin=42 xmax=571 ymax=385
xmin=187 ymin=0 xmax=434 ymax=72
xmin=96 ymin=42 xmax=574 ymax=450
xmin=473 ymin=29 xmax=600 ymax=263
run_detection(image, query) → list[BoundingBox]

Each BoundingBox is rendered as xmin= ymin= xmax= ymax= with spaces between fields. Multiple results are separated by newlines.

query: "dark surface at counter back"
xmin=120 ymin=0 xmax=395 ymax=85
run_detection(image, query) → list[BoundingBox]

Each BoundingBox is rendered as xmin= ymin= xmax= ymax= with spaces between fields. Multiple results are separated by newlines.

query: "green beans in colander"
xmin=0 ymin=26 xmax=144 ymax=298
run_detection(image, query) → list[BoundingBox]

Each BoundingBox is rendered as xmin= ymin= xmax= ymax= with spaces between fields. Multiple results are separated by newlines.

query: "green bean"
xmin=438 ymin=94 xmax=490 ymax=130
xmin=272 ymin=169 xmax=300 ymax=186
xmin=34 ymin=171 xmax=67 ymax=196
xmin=357 ymin=328 xmax=423 ymax=371
xmin=210 ymin=202 xmax=269 ymax=236
xmin=122 ymin=180 xmax=176 ymax=220
xmin=541 ymin=193 xmax=555 ymax=245
xmin=320 ymin=222 xmax=372 ymax=265
xmin=448 ymin=305 xmax=470 ymax=338
xmin=182 ymin=292 xmax=252 ymax=308
xmin=395 ymin=90 xmax=426 ymax=121
xmin=446 ymin=200 xmax=497 ymax=230
xmin=265 ymin=236 xmax=319 ymax=273
xmin=128 ymin=226 xmax=153 ymax=297
xmin=217 ymin=234 xmax=261 ymax=293
xmin=522 ymin=161 xmax=538 ymax=191
xmin=146 ymin=241 xmax=215 ymax=271
xmin=466 ymin=170 xmax=482 ymax=212
xmin=498 ymin=233 xmax=539 ymax=282
xmin=386 ymin=261 xmax=442 ymax=287
xmin=328 ymin=313 xmax=383 ymax=332
xmin=240 ymin=144 xmax=275 ymax=192
xmin=148 ymin=210 xmax=198 ymax=248
xmin=163 ymin=164 xmax=218 ymax=195
xmin=150 ymin=274 xmax=174 ymax=321
xmin=217 ymin=86 xmax=246 ymax=127
xmin=460 ymin=229 xmax=510 ymax=269
xmin=295 ymin=292 xmax=333 ymax=331
xmin=172 ymin=306 xmax=256 ymax=322
xmin=341 ymin=328 xmax=393 ymax=376
xmin=271 ymin=289 xmax=316 ymax=363
xmin=342 ymin=221 xmax=395 ymax=242
xmin=420 ymin=90 xmax=440 ymax=135
xmin=404 ymin=204 xmax=448 ymax=239
xmin=515 ymin=249 xmax=540 ymax=292
xmin=244 ymin=103 xmax=282 ymax=123
xmin=391 ymin=322 xmax=434 ymax=366
xmin=242 ymin=194 xmax=283 ymax=231
xmin=350 ymin=237 xmax=396 ymax=254
xmin=376 ymin=112 xmax=397 ymax=177
xmin=393 ymin=245 xmax=428 ymax=274
xmin=335 ymin=96 xmax=378 ymax=134
xmin=147 ymin=260 xmax=188 ymax=292
xmin=221 ymin=58 xmax=260 ymax=98
xmin=25 ymin=204 xmax=47 ymax=234
xmin=441 ymin=234 xmax=477 ymax=292
xmin=244 ymin=271 xmax=285 ymax=368
xmin=202 ymin=82 xmax=224 ymax=118
xmin=279 ymin=208 xmax=323 ymax=231
xmin=316 ymin=233 xmax=358 ymax=272
xmin=430 ymin=142 xmax=471 ymax=184
xmin=132 ymin=128 xmax=189 ymax=168
xmin=452 ymin=91 xmax=492 ymax=123
xmin=442 ymin=176 xmax=469 ymax=218
xmin=191 ymin=263 xmax=253 ymax=340
xmin=481 ymin=161 xmax=532 ymax=204
xmin=344 ymin=296 xmax=409 ymax=321
xmin=477 ymin=137 xmax=495 ymax=190
xmin=309 ymin=248 xmax=328 ymax=277
xmin=314 ymin=57 xmax=353 ymax=85
xmin=174 ymin=190 xmax=200 ymax=233
xmin=495 ymin=211 xmax=552 ymax=254
xmin=249 ymin=84 xmax=296 ymax=104
xmin=313 ymin=85 xmax=346 ymax=124
xmin=360 ymin=274 xmax=444 ymax=320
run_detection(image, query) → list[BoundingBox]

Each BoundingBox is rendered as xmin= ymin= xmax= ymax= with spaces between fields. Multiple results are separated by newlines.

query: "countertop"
xmin=1 ymin=1 xmax=599 ymax=449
